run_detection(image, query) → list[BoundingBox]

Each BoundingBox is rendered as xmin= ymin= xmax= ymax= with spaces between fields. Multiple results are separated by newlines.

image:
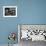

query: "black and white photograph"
xmin=3 ymin=6 xmax=17 ymax=17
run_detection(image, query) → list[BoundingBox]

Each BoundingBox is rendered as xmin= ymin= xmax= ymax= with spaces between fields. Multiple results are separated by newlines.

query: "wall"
xmin=19 ymin=0 xmax=46 ymax=24
xmin=0 ymin=0 xmax=46 ymax=44
xmin=0 ymin=0 xmax=18 ymax=44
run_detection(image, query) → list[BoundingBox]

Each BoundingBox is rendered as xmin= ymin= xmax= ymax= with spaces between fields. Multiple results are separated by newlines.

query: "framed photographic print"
xmin=3 ymin=6 xmax=17 ymax=17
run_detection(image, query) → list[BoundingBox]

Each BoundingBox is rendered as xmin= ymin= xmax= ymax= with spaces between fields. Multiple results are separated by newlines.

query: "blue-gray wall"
xmin=0 ymin=0 xmax=46 ymax=44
